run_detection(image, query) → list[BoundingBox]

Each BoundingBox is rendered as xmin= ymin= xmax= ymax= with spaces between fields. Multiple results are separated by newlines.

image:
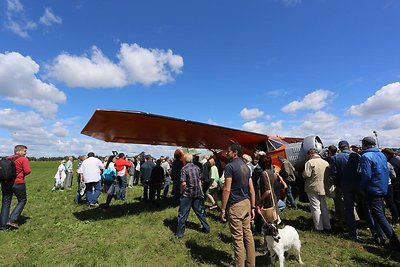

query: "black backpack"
xmin=0 ymin=157 xmax=17 ymax=181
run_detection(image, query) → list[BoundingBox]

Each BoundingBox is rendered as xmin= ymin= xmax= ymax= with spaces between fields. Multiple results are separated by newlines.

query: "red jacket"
xmin=5 ymin=155 xmax=31 ymax=184
xmin=114 ymin=158 xmax=132 ymax=176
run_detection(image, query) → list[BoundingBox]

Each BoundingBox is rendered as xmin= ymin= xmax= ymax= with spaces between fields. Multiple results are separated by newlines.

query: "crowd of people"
xmin=1 ymin=135 xmax=400 ymax=266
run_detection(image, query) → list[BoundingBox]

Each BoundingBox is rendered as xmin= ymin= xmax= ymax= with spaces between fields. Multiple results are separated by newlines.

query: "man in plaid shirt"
xmin=175 ymin=153 xmax=210 ymax=238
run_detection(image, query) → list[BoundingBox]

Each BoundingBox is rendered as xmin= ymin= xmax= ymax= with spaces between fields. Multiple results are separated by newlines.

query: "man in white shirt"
xmin=78 ymin=152 xmax=104 ymax=208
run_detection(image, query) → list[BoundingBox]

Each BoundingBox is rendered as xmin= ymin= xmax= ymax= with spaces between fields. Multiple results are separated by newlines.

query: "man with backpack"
xmin=0 ymin=145 xmax=31 ymax=230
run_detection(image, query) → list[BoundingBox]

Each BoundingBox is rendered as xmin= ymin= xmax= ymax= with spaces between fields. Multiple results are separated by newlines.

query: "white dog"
xmin=263 ymin=223 xmax=303 ymax=267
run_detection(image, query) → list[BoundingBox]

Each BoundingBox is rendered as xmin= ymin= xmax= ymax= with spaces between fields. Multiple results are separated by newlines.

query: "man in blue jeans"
xmin=175 ymin=153 xmax=209 ymax=238
xmin=114 ymin=153 xmax=132 ymax=201
xmin=360 ymin=136 xmax=400 ymax=251
xmin=78 ymin=152 xmax=104 ymax=208
xmin=330 ymin=140 xmax=362 ymax=240
xmin=0 ymin=145 xmax=31 ymax=230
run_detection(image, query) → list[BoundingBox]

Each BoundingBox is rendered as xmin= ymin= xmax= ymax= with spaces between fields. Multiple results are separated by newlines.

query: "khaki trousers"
xmin=228 ymin=198 xmax=255 ymax=267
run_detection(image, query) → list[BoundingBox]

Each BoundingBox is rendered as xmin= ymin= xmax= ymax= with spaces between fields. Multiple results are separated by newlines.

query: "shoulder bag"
xmin=262 ymin=170 xmax=278 ymax=223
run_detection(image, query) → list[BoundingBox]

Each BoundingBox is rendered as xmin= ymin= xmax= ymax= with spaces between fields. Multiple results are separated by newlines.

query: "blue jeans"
xmin=285 ymin=184 xmax=297 ymax=208
xmin=150 ymin=186 xmax=162 ymax=206
xmin=278 ymin=199 xmax=286 ymax=212
xmin=142 ymin=180 xmax=150 ymax=201
xmin=85 ymin=181 xmax=102 ymax=205
xmin=342 ymin=191 xmax=358 ymax=238
xmin=0 ymin=183 xmax=27 ymax=229
xmin=104 ymin=181 xmax=116 ymax=208
xmin=116 ymin=175 xmax=127 ymax=200
xmin=163 ymin=176 xmax=170 ymax=197
xmin=176 ymin=196 xmax=210 ymax=237
xmin=384 ymin=184 xmax=399 ymax=223
xmin=367 ymin=195 xmax=400 ymax=247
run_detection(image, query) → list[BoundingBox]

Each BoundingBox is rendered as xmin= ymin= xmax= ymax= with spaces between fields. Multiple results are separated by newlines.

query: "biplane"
xmin=81 ymin=109 xmax=324 ymax=170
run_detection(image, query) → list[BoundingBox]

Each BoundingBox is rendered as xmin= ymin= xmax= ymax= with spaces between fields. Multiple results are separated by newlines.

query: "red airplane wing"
xmin=81 ymin=109 xmax=271 ymax=152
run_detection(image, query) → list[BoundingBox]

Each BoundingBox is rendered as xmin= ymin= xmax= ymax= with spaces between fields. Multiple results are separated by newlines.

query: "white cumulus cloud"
xmin=5 ymin=0 xmax=37 ymax=38
xmin=289 ymin=111 xmax=338 ymax=141
xmin=242 ymin=120 xmax=283 ymax=135
xmin=40 ymin=8 xmax=62 ymax=26
xmin=240 ymin=108 xmax=264 ymax=120
xmin=52 ymin=122 xmax=69 ymax=137
xmin=297 ymin=111 xmax=337 ymax=132
xmin=118 ymin=43 xmax=184 ymax=86
xmin=0 ymin=52 xmax=66 ymax=118
xmin=380 ymin=114 xmax=400 ymax=130
xmin=47 ymin=43 xmax=184 ymax=88
xmin=0 ymin=109 xmax=43 ymax=130
xmin=282 ymin=89 xmax=334 ymax=113
xmin=48 ymin=46 xmax=126 ymax=88
xmin=347 ymin=82 xmax=400 ymax=116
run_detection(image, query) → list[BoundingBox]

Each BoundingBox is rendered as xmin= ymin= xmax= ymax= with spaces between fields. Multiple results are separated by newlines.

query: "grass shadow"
xmin=163 ymin=217 xmax=207 ymax=235
xmin=296 ymin=203 xmax=310 ymax=213
xmin=362 ymin=245 xmax=400 ymax=262
xmin=185 ymin=238 xmax=233 ymax=266
xmin=73 ymin=199 xmax=170 ymax=221
xmin=163 ymin=217 xmax=177 ymax=234
xmin=281 ymin=215 xmax=315 ymax=232
xmin=217 ymin=232 xmax=232 ymax=244
xmin=18 ymin=215 xmax=31 ymax=226
xmin=255 ymin=252 xmax=271 ymax=267
xmin=206 ymin=211 xmax=222 ymax=222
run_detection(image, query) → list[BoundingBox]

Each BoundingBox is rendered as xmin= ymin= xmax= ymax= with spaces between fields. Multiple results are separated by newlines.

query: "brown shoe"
xmin=6 ymin=222 xmax=19 ymax=229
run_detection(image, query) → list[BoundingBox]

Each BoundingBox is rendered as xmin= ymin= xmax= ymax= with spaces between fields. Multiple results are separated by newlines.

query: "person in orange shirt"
xmin=114 ymin=153 xmax=132 ymax=201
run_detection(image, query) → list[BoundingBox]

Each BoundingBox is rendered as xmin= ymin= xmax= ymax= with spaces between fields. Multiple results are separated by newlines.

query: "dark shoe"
xmin=388 ymin=243 xmax=400 ymax=252
xmin=6 ymin=222 xmax=19 ymax=229
xmin=349 ymin=235 xmax=360 ymax=242
xmin=375 ymin=236 xmax=386 ymax=246
xmin=202 ymin=227 xmax=210 ymax=234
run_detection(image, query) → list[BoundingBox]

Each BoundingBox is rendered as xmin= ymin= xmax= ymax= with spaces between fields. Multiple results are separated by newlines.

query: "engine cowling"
xmin=285 ymin=135 xmax=324 ymax=171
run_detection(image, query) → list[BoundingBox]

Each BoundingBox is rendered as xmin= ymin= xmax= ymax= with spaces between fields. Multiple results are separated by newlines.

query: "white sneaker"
xmin=51 ymin=187 xmax=56 ymax=191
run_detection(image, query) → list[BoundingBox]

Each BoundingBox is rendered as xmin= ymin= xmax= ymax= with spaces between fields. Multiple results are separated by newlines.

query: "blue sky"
xmin=1 ymin=0 xmax=400 ymax=157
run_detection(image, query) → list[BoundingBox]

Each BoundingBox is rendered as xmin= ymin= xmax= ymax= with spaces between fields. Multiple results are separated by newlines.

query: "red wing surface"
xmin=81 ymin=109 xmax=270 ymax=152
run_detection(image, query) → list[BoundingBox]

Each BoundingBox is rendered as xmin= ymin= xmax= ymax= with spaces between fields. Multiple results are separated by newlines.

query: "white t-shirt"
xmin=161 ymin=161 xmax=170 ymax=175
xmin=55 ymin=164 xmax=66 ymax=179
xmin=135 ymin=161 xmax=141 ymax=172
xmin=78 ymin=157 xmax=104 ymax=183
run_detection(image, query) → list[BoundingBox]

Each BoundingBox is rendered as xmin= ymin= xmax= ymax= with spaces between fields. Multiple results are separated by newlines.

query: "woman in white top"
xmin=207 ymin=158 xmax=221 ymax=210
xmin=53 ymin=160 xmax=67 ymax=191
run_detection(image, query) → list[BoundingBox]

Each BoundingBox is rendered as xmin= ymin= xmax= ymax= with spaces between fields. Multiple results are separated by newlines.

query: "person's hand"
xmin=220 ymin=209 xmax=227 ymax=223
xmin=251 ymin=208 xmax=255 ymax=220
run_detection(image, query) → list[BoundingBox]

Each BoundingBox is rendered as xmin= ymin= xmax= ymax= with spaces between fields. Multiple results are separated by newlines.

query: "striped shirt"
xmin=181 ymin=162 xmax=203 ymax=198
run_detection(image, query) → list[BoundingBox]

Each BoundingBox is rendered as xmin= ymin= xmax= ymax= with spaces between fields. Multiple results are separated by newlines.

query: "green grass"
xmin=0 ymin=161 xmax=400 ymax=266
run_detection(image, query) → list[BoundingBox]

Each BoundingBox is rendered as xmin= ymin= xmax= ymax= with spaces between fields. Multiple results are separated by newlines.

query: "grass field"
xmin=0 ymin=161 xmax=400 ymax=267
